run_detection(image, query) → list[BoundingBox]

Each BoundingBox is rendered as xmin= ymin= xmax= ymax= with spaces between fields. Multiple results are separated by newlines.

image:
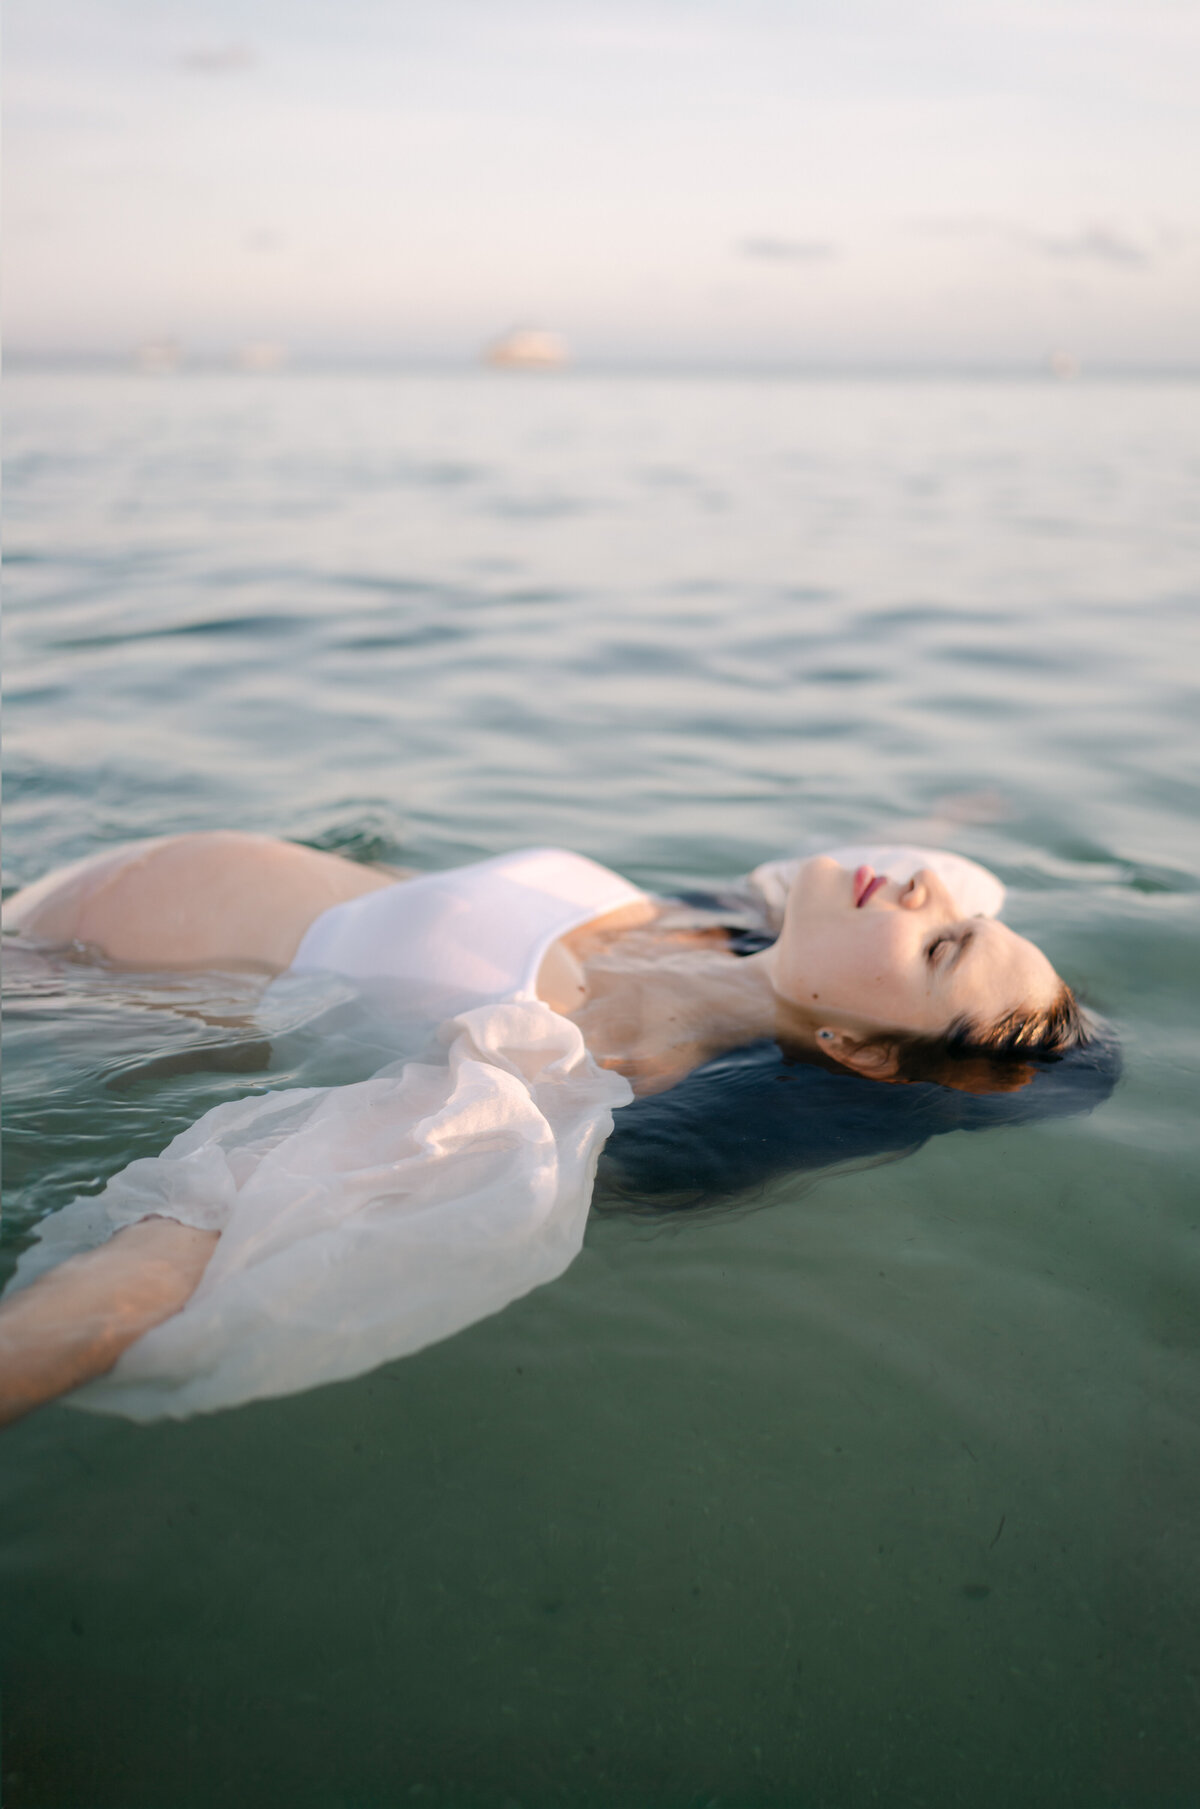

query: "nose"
xmin=898 ymin=867 xmax=953 ymax=912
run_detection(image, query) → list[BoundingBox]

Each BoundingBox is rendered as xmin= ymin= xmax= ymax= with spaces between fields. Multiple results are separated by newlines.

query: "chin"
xmin=789 ymin=855 xmax=846 ymax=914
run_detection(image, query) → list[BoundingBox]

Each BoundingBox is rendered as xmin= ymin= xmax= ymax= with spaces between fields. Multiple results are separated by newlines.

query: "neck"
xmin=569 ymin=927 xmax=826 ymax=1093
xmin=666 ymin=941 xmax=822 ymax=1062
xmin=739 ymin=945 xmax=823 ymax=1049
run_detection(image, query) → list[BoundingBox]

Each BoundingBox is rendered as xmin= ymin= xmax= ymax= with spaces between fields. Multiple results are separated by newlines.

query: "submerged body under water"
xmin=3 ymin=370 xmax=1198 ymax=1808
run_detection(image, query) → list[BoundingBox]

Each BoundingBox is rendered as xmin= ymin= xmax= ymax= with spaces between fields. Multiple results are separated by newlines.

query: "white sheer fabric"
xmin=14 ymin=1002 xmax=631 ymax=1421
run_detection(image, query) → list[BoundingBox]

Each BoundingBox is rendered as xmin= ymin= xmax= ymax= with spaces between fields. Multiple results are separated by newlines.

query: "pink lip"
xmin=854 ymin=866 xmax=888 ymax=908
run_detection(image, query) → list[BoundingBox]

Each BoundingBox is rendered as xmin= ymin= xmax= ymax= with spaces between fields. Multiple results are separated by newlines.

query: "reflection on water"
xmin=3 ymin=372 xmax=1199 ymax=1808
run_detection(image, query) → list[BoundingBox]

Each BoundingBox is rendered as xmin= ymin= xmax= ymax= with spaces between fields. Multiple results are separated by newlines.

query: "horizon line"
xmin=6 ymin=349 xmax=1200 ymax=382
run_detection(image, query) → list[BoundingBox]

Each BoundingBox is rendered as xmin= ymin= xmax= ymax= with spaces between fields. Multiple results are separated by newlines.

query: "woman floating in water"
xmin=0 ymin=833 xmax=1114 ymax=1425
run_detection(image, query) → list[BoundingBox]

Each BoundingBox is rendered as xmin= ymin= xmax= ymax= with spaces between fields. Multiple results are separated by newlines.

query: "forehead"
xmin=947 ymin=918 xmax=1059 ymax=1018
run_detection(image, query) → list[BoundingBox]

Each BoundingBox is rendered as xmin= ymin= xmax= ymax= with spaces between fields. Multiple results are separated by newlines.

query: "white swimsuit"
xmin=290 ymin=848 xmax=647 ymax=1004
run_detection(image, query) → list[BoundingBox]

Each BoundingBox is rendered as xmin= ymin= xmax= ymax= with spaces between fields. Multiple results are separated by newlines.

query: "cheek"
xmin=791 ymin=927 xmax=872 ymax=1004
xmin=861 ymin=920 xmax=922 ymax=996
xmin=808 ymin=921 xmax=915 ymax=1007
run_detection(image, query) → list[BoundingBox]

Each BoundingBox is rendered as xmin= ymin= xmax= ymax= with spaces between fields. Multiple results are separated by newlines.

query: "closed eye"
xmin=927 ymin=926 xmax=976 ymax=973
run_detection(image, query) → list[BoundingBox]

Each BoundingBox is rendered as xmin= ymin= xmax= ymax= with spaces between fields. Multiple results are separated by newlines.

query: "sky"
xmin=6 ymin=0 xmax=1200 ymax=366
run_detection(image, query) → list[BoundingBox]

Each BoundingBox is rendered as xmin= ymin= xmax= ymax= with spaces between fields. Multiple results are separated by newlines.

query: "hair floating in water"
xmin=598 ymin=1023 xmax=1121 ymax=1212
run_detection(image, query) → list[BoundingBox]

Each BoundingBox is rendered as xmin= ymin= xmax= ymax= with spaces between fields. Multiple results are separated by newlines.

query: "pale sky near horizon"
xmin=7 ymin=0 xmax=1200 ymax=365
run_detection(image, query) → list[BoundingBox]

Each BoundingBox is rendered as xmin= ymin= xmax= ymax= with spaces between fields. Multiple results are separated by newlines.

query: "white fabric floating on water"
xmin=15 ymin=1002 xmax=631 ymax=1421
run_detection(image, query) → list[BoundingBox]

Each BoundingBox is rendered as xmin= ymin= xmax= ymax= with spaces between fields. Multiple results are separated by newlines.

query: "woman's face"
xmin=770 ymin=856 xmax=1060 ymax=1037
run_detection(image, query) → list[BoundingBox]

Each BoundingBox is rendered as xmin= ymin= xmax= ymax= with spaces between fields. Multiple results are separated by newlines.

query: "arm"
xmin=0 ymin=1216 xmax=219 ymax=1427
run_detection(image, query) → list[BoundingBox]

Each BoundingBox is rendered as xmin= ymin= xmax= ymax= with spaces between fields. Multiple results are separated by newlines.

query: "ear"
xmin=815 ymin=1028 xmax=901 ymax=1081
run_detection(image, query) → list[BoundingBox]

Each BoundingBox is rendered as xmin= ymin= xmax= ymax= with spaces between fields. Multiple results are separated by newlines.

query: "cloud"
xmin=179 ymin=43 xmax=257 ymax=76
xmin=739 ymin=237 xmax=837 ymax=263
xmin=914 ymin=215 xmax=1152 ymax=269
xmin=1036 ymin=225 xmax=1148 ymax=266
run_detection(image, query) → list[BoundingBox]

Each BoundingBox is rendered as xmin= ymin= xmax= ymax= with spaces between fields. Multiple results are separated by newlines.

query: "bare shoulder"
xmin=4 ymin=831 xmax=396 ymax=971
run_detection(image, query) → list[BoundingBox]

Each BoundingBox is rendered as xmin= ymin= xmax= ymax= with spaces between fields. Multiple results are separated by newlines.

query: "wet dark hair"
xmin=883 ymin=979 xmax=1085 ymax=1089
xmin=961 ymin=977 xmax=1083 ymax=1057
xmin=597 ymin=1003 xmax=1119 ymax=1213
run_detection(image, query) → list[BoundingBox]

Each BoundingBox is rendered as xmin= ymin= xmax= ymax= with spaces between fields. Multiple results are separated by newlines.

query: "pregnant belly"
xmin=3 ymin=833 xmax=396 ymax=972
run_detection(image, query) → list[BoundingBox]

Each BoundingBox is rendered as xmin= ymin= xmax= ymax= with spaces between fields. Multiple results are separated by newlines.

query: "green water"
xmin=3 ymin=372 xmax=1198 ymax=1807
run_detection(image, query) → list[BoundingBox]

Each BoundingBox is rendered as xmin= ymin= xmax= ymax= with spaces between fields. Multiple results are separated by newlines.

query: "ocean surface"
xmin=3 ymin=370 xmax=1198 ymax=1808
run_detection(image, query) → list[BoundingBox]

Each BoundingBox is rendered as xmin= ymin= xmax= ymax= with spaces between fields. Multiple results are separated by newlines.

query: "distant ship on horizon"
xmin=1048 ymin=349 xmax=1082 ymax=381
xmin=484 ymin=327 xmax=569 ymax=370
xmin=134 ymin=337 xmax=183 ymax=374
xmin=235 ymin=340 xmax=288 ymax=372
